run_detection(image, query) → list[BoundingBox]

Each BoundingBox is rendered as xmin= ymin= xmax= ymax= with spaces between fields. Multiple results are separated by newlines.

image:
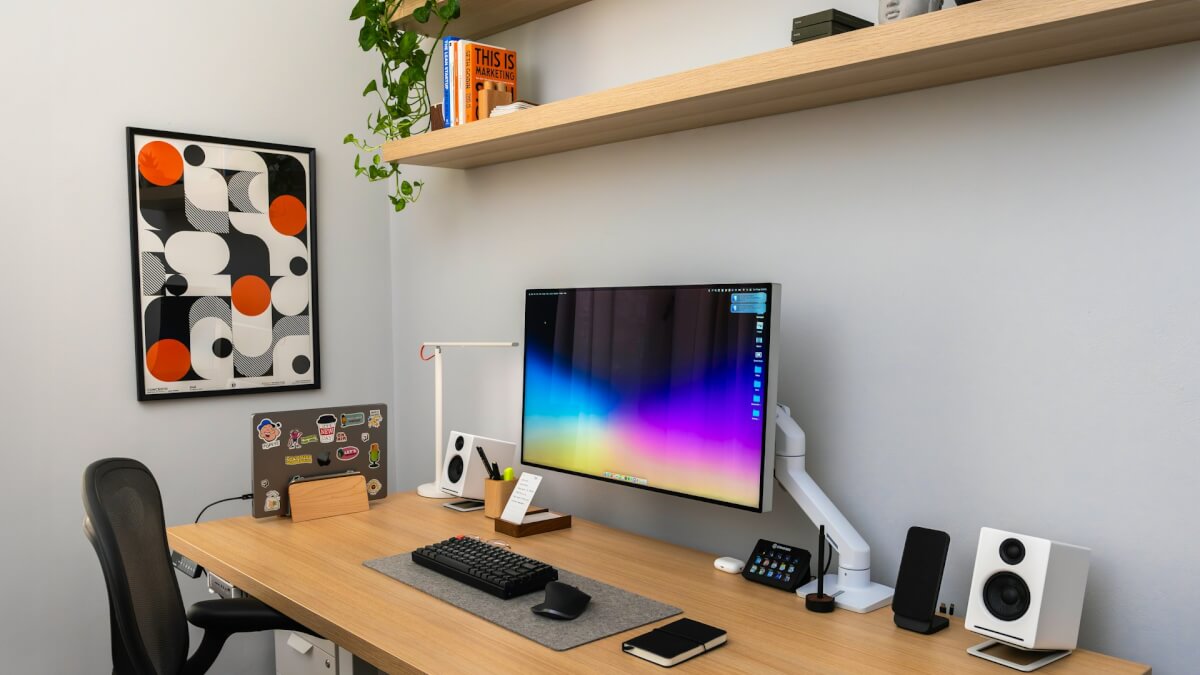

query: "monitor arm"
xmin=773 ymin=404 xmax=894 ymax=613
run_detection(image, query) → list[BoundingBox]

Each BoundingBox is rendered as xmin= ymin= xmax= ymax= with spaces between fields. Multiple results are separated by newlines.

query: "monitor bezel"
xmin=520 ymin=282 xmax=779 ymax=513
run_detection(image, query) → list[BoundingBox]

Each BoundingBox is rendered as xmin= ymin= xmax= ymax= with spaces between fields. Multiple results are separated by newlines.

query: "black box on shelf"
xmin=791 ymin=9 xmax=874 ymax=45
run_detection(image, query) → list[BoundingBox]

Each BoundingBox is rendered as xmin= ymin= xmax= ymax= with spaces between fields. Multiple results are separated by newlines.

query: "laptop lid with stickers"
xmin=252 ymin=403 xmax=387 ymax=517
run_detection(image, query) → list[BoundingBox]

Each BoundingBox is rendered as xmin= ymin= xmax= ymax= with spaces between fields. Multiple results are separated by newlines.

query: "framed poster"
xmin=126 ymin=128 xmax=320 ymax=400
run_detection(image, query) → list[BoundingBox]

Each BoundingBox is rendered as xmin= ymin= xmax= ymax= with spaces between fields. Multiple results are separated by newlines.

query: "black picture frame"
xmin=127 ymin=126 xmax=324 ymax=398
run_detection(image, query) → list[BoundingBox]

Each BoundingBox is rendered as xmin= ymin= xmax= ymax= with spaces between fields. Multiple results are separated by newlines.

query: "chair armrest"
xmin=187 ymin=597 xmax=317 ymax=636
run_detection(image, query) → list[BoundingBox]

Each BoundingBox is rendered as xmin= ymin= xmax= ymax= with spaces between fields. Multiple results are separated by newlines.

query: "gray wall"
xmin=0 ymin=2 xmax=389 ymax=673
xmin=390 ymin=1 xmax=1200 ymax=672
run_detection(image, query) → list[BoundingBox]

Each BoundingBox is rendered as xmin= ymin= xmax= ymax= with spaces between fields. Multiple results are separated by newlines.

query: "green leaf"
xmin=394 ymin=198 xmax=407 ymax=212
xmin=343 ymin=133 xmax=356 ymax=144
xmin=362 ymin=79 xmax=378 ymax=96
xmin=349 ymin=0 xmax=369 ymax=20
xmin=354 ymin=154 xmax=362 ymax=170
xmin=358 ymin=24 xmax=378 ymax=51
xmin=399 ymin=30 xmax=420 ymax=55
xmin=412 ymin=6 xmax=431 ymax=23
xmin=372 ymin=154 xmax=381 ymax=165
xmin=400 ymin=181 xmax=413 ymax=196
xmin=435 ymin=1 xmax=456 ymax=21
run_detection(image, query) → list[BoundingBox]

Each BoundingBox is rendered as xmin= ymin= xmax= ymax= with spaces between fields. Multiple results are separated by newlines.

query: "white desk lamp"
xmin=774 ymin=403 xmax=895 ymax=613
xmin=416 ymin=341 xmax=519 ymax=499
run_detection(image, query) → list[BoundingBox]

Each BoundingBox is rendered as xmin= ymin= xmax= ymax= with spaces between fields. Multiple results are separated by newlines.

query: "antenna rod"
xmin=817 ymin=525 xmax=825 ymax=595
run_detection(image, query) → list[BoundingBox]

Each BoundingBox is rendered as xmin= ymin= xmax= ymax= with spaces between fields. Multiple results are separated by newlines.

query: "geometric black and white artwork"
xmin=126 ymin=128 xmax=320 ymax=400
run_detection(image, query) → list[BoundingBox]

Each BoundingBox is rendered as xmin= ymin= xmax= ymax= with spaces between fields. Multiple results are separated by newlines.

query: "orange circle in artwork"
xmin=232 ymin=275 xmax=272 ymax=316
xmin=146 ymin=339 xmax=191 ymax=382
xmin=137 ymin=141 xmax=184 ymax=186
xmin=269 ymin=195 xmax=307 ymax=236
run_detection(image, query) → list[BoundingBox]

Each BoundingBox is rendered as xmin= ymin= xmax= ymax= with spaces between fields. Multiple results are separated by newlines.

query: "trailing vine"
xmin=345 ymin=0 xmax=460 ymax=212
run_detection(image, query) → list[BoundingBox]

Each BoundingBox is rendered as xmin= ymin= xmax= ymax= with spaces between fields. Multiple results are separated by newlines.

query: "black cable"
xmin=822 ymin=540 xmax=833 ymax=576
xmin=194 ymin=493 xmax=254 ymax=523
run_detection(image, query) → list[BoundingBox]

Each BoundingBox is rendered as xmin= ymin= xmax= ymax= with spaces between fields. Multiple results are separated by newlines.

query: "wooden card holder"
xmin=289 ymin=474 xmax=369 ymax=523
xmin=494 ymin=512 xmax=572 ymax=538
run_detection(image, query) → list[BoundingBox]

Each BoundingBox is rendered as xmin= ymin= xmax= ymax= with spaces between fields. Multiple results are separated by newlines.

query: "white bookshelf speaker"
xmin=440 ymin=431 xmax=516 ymax=500
xmin=965 ymin=527 xmax=1091 ymax=669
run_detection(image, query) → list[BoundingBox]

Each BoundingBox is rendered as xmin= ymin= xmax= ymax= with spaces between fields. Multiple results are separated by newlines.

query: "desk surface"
xmin=167 ymin=493 xmax=1149 ymax=674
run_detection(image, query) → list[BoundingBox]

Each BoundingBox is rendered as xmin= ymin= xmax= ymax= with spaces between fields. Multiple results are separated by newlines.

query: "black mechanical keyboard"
xmin=412 ymin=536 xmax=559 ymax=599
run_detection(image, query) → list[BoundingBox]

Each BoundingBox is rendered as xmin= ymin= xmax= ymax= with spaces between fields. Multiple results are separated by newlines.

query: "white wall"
xmin=0 ymin=2 xmax=389 ymax=673
xmin=390 ymin=1 xmax=1200 ymax=672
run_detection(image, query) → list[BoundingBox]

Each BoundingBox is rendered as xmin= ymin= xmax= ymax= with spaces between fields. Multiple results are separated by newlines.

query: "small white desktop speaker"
xmin=440 ymin=431 xmax=516 ymax=500
xmin=965 ymin=527 xmax=1091 ymax=666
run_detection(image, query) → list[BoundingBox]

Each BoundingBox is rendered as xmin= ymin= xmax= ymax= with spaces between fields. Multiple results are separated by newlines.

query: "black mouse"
xmin=531 ymin=581 xmax=591 ymax=620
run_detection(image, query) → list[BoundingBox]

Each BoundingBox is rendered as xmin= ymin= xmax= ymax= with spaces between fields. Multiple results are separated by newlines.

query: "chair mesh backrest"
xmin=83 ymin=459 xmax=188 ymax=675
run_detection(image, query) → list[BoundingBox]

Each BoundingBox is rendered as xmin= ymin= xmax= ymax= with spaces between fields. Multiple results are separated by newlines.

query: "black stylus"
xmin=476 ymin=446 xmax=498 ymax=479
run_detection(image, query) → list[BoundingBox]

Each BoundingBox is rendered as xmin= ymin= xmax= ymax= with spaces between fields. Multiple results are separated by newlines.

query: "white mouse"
xmin=714 ymin=556 xmax=745 ymax=574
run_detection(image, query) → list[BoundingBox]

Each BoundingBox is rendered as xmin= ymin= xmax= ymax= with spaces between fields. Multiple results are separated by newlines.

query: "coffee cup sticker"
xmin=288 ymin=429 xmax=303 ymax=450
xmin=368 ymin=443 xmax=381 ymax=469
xmin=340 ymin=412 xmax=366 ymax=428
xmin=285 ymin=454 xmax=313 ymax=466
xmin=317 ymin=451 xmax=331 ymax=467
xmin=257 ymin=418 xmax=282 ymax=449
xmin=335 ymin=431 xmax=347 ymax=443
xmin=336 ymin=446 xmax=360 ymax=461
xmin=367 ymin=409 xmax=383 ymax=428
xmin=316 ymin=414 xmax=337 ymax=443
xmin=366 ymin=478 xmax=382 ymax=496
xmin=264 ymin=490 xmax=281 ymax=512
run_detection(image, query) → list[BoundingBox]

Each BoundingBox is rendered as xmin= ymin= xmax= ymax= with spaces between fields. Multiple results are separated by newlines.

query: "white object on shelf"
xmin=773 ymin=404 xmax=894 ymax=613
xmin=489 ymin=101 xmax=538 ymax=117
xmin=417 ymin=342 xmax=519 ymax=499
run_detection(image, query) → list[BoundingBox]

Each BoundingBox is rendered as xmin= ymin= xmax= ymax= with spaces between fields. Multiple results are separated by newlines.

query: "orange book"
xmin=464 ymin=42 xmax=517 ymax=123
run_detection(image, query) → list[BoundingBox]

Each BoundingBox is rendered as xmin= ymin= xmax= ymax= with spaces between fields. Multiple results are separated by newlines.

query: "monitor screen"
xmin=521 ymin=283 xmax=779 ymax=512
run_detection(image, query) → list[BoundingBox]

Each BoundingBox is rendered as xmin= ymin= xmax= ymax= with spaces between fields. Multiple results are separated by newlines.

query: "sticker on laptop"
xmin=366 ymin=478 xmax=383 ymax=496
xmin=336 ymin=446 xmax=359 ymax=461
xmin=257 ymin=418 xmax=282 ymax=449
xmin=316 ymin=414 xmax=337 ymax=443
xmin=340 ymin=412 xmax=365 ymax=428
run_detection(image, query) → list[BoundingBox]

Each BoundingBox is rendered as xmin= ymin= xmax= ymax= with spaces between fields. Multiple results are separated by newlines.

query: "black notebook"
xmin=621 ymin=618 xmax=727 ymax=667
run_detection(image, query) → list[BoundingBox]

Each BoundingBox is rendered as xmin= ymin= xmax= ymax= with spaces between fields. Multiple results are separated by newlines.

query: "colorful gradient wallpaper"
xmin=522 ymin=285 xmax=773 ymax=510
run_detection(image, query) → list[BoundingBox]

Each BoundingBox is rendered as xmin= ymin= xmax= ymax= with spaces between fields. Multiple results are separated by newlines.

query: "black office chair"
xmin=82 ymin=457 xmax=315 ymax=675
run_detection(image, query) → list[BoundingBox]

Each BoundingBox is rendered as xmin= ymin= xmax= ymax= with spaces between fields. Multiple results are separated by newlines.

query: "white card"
xmin=499 ymin=472 xmax=542 ymax=524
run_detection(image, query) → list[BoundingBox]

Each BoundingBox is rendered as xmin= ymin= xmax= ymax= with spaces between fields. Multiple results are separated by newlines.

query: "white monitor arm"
xmin=774 ymin=404 xmax=894 ymax=613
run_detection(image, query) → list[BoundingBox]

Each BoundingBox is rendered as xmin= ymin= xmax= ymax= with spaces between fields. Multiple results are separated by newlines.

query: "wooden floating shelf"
xmin=390 ymin=0 xmax=589 ymax=39
xmin=384 ymin=0 xmax=1200 ymax=169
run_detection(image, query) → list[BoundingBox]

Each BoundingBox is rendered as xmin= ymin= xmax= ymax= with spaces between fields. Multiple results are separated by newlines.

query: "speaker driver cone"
xmin=447 ymin=455 xmax=464 ymax=483
xmin=983 ymin=571 xmax=1030 ymax=621
xmin=999 ymin=538 xmax=1026 ymax=565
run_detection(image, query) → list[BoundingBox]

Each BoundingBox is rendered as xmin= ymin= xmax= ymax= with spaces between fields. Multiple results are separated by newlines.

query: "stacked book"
xmin=791 ymin=9 xmax=873 ymax=44
xmin=442 ymin=37 xmax=518 ymax=127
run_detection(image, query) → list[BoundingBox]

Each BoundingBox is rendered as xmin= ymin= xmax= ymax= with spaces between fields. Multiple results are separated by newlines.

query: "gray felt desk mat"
xmin=364 ymin=552 xmax=681 ymax=651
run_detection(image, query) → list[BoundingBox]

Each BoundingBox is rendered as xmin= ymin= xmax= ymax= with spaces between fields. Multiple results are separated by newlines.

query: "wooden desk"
xmin=167 ymin=493 xmax=1149 ymax=674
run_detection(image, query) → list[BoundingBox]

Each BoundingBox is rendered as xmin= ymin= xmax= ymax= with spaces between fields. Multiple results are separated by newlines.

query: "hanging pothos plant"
xmin=345 ymin=0 xmax=460 ymax=212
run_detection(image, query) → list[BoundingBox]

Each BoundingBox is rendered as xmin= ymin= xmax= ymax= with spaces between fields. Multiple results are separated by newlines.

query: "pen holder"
xmin=484 ymin=478 xmax=517 ymax=519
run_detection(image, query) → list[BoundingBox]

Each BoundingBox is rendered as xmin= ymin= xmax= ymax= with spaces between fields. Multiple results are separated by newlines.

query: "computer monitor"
xmin=521 ymin=283 xmax=780 ymax=512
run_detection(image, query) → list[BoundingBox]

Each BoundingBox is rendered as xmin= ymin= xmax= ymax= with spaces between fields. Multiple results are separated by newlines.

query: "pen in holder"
xmin=483 ymin=478 xmax=517 ymax=519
